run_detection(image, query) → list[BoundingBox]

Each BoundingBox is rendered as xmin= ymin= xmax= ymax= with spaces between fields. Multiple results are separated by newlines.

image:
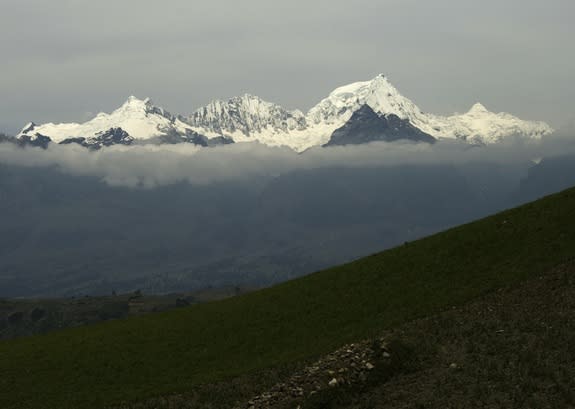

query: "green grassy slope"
xmin=1 ymin=187 xmax=575 ymax=409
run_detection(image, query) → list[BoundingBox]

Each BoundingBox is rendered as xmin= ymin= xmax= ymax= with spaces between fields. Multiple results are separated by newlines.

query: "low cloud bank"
xmin=1 ymin=133 xmax=574 ymax=188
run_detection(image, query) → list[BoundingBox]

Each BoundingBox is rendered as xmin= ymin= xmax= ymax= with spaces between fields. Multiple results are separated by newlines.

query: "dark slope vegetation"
xmin=335 ymin=261 xmax=575 ymax=409
xmin=1 ymin=187 xmax=575 ymax=409
xmin=227 ymin=261 xmax=575 ymax=409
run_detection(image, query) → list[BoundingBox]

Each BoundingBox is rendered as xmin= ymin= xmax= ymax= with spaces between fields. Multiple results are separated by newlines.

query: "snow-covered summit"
xmin=420 ymin=102 xmax=554 ymax=143
xmin=188 ymin=94 xmax=306 ymax=138
xmin=188 ymin=74 xmax=432 ymax=150
xmin=308 ymin=74 xmax=426 ymax=127
xmin=468 ymin=102 xmax=489 ymax=114
xmin=189 ymin=73 xmax=552 ymax=150
xmin=306 ymin=75 xmax=553 ymax=145
xmin=18 ymin=96 xmax=194 ymax=143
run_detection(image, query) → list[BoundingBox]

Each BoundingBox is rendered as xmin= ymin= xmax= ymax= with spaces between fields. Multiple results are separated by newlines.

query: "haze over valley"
xmin=1 ymin=122 xmax=575 ymax=297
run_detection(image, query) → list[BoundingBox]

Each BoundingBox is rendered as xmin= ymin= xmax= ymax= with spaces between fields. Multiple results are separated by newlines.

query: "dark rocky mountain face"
xmin=54 ymin=128 xmax=233 ymax=149
xmin=60 ymin=128 xmax=134 ymax=150
xmin=94 ymin=128 xmax=135 ymax=148
xmin=152 ymin=130 xmax=234 ymax=147
xmin=16 ymin=133 xmax=52 ymax=149
xmin=12 ymin=123 xmax=52 ymax=148
xmin=324 ymin=105 xmax=435 ymax=147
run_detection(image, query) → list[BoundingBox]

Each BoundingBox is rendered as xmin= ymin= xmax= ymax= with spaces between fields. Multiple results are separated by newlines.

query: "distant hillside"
xmin=0 ymin=162 xmax=522 ymax=298
xmin=0 ymin=285 xmax=253 ymax=341
xmin=1 ymin=186 xmax=574 ymax=409
xmin=516 ymin=154 xmax=575 ymax=202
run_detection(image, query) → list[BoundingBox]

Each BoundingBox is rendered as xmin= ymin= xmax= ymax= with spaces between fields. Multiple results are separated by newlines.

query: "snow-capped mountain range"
xmin=20 ymin=96 xmax=196 ymax=144
xmin=17 ymin=74 xmax=553 ymax=151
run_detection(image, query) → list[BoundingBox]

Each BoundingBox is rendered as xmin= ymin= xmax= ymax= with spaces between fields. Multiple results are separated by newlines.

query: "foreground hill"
xmin=223 ymin=261 xmax=575 ymax=409
xmin=1 ymin=187 xmax=575 ymax=409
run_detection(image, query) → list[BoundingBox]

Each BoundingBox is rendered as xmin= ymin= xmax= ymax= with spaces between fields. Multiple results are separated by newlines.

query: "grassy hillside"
xmin=1 ymin=187 xmax=575 ymax=409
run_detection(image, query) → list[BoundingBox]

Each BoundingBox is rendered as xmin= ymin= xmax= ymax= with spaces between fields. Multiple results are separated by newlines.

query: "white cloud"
xmin=1 ymin=134 xmax=574 ymax=188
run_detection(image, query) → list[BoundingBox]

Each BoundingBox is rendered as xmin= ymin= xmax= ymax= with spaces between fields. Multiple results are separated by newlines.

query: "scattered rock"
xmin=237 ymin=337 xmax=398 ymax=408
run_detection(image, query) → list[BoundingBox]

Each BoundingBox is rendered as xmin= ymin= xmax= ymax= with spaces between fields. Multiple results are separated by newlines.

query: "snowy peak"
xmin=307 ymin=74 xmax=426 ymax=127
xmin=440 ymin=104 xmax=554 ymax=143
xmin=21 ymin=122 xmax=37 ymax=134
xmin=113 ymin=96 xmax=174 ymax=121
xmin=468 ymin=102 xmax=489 ymax=114
xmin=307 ymin=75 xmax=553 ymax=145
xmin=189 ymin=94 xmax=306 ymax=137
xmin=16 ymin=73 xmax=554 ymax=151
xmin=118 ymin=95 xmax=153 ymax=111
xmin=188 ymin=74 xmax=432 ymax=151
xmin=18 ymin=96 xmax=195 ymax=143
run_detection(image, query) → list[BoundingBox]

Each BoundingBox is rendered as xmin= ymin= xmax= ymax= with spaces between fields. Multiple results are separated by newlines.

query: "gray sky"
xmin=1 ymin=0 xmax=574 ymax=134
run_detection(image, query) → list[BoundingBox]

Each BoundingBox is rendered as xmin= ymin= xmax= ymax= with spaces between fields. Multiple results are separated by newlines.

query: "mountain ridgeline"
xmin=14 ymin=74 xmax=553 ymax=151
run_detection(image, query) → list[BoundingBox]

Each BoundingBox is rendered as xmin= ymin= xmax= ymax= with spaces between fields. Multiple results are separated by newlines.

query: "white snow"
xmin=18 ymin=96 xmax=196 ymax=143
xmin=422 ymin=104 xmax=552 ymax=143
xmin=18 ymin=75 xmax=554 ymax=151
xmin=304 ymin=75 xmax=552 ymax=146
xmin=188 ymin=74 xmax=553 ymax=151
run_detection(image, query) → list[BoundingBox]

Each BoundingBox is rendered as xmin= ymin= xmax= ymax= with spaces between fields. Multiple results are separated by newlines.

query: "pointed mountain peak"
xmin=371 ymin=73 xmax=389 ymax=83
xmin=201 ymin=93 xmax=267 ymax=109
xmin=121 ymin=96 xmax=153 ymax=109
xmin=367 ymin=74 xmax=398 ymax=93
xmin=114 ymin=96 xmax=168 ymax=118
xmin=20 ymin=122 xmax=37 ymax=134
xmin=309 ymin=73 xmax=424 ymax=129
xmin=227 ymin=94 xmax=269 ymax=105
xmin=329 ymin=74 xmax=394 ymax=97
xmin=125 ymin=95 xmax=142 ymax=103
xmin=468 ymin=102 xmax=489 ymax=114
xmin=239 ymin=93 xmax=262 ymax=101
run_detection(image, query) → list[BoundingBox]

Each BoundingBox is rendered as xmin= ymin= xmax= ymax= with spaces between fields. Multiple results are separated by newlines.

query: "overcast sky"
xmin=1 ymin=0 xmax=574 ymax=134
